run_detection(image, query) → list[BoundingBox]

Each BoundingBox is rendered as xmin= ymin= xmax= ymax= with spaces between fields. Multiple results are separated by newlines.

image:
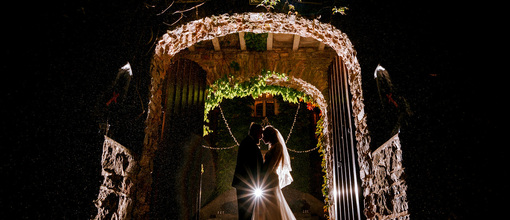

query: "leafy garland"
xmin=203 ymin=70 xmax=330 ymax=217
xmin=204 ymin=70 xmax=315 ymax=134
xmin=315 ymin=114 xmax=329 ymax=219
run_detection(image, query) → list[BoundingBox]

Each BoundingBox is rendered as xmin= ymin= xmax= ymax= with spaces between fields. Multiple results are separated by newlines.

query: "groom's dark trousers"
xmin=232 ymin=135 xmax=263 ymax=220
xmin=236 ymin=189 xmax=252 ymax=220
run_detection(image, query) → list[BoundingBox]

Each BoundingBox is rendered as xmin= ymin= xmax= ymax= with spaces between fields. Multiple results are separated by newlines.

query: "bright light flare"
xmin=253 ymin=188 xmax=263 ymax=198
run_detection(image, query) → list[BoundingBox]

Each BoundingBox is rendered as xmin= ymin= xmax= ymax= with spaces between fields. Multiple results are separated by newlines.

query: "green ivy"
xmin=204 ymin=70 xmax=314 ymax=135
xmin=229 ymin=61 xmax=240 ymax=71
xmin=244 ymin=33 xmax=268 ymax=51
xmin=316 ymin=114 xmax=330 ymax=218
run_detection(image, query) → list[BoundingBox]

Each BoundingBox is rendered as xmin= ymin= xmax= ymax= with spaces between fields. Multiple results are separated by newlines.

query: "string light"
xmin=218 ymin=104 xmax=239 ymax=146
xmin=201 ymin=144 xmax=237 ymax=150
xmin=285 ymin=102 xmax=300 ymax=144
xmin=202 ymin=100 xmax=319 ymax=153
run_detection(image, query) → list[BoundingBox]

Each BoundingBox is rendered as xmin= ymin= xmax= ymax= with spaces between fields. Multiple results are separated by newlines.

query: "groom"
xmin=232 ymin=123 xmax=264 ymax=220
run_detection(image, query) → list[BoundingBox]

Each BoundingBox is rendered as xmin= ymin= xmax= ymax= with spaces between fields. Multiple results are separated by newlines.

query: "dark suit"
xmin=232 ymin=135 xmax=263 ymax=220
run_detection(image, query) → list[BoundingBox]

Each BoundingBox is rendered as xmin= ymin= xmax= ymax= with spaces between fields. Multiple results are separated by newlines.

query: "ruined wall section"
xmin=366 ymin=133 xmax=409 ymax=220
xmin=93 ymin=136 xmax=138 ymax=220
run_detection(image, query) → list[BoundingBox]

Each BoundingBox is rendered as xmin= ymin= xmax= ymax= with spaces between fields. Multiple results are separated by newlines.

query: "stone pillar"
xmin=367 ymin=133 xmax=409 ymax=220
xmin=93 ymin=136 xmax=138 ymax=220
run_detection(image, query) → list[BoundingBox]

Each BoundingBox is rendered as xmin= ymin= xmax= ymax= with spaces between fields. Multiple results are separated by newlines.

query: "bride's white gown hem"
xmin=253 ymin=126 xmax=296 ymax=220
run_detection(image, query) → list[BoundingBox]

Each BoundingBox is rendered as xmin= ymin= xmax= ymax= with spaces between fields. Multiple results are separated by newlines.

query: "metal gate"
xmin=151 ymin=58 xmax=207 ymax=219
xmin=328 ymin=56 xmax=363 ymax=220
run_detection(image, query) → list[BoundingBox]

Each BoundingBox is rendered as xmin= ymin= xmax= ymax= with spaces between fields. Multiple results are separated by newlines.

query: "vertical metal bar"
xmin=190 ymin=64 xmax=197 ymax=107
xmin=330 ymin=57 xmax=340 ymax=220
xmin=336 ymin=56 xmax=349 ymax=220
xmin=335 ymin=56 xmax=344 ymax=220
xmin=167 ymin=60 xmax=177 ymax=119
xmin=174 ymin=60 xmax=182 ymax=115
xmin=342 ymin=59 xmax=362 ymax=219
xmin=336 ymin=59 xmax=350 ymax=219
xmin=197 ymin=164 xmax=203 ymax=220
xmin=182 ymin=60 xmax=190 ymax=108
xmin=332 ymin=56 xmax=345 ymax=220
xmin=198 ymin=69 xmax=204 ymax=104
xmin=328 ymin=63 xmax=338 ymax=220
xmin=161 ymin=110 xmax=166 ymax=140
xmin=337 ymin=57 xmax=348 ymax=219
xmin=329 ymin=56 xmax=362 ymax=220
xmin=340 ymin=58 xmax=355 ymax=219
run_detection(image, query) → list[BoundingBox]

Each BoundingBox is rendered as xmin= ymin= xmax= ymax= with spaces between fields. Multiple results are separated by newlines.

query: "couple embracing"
xmin=232 ymin=123 xmax=296 ymax=220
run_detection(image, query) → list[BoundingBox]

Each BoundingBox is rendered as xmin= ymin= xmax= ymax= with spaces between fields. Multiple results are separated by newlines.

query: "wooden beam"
xmin=212 ymin=37 xmax=220 ymax=51
xmin=267 ymin=33 xmax=273 ymax=50
xmin=239 ymin=32 xmax=246 ymax=50
xmin=292 ymin=35 xmax=300 ymax=51
xmin=318 ymin=42 xmax=325 ymax=51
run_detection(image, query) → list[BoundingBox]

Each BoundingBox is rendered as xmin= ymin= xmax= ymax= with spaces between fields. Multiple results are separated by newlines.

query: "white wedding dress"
xmin=253 ymin=128 xmax=296 ymax=220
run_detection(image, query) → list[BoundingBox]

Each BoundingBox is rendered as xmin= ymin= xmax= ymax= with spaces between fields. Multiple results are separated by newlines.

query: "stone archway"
xmin=135 ymin=12 xmax=370 ymax=219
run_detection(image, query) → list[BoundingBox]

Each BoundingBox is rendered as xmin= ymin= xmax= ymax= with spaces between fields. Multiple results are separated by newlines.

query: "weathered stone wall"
xmin=93 ymin=136 xmax=138 ymax=220
xmin=365 ymin=133 xmax=409 ymax=220
xmin=174 ymin=47 xmax=336 ymax=97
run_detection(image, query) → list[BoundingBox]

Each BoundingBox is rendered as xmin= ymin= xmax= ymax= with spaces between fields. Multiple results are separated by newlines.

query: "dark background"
xmin=3 ymin=0 xmax=500 ymax=219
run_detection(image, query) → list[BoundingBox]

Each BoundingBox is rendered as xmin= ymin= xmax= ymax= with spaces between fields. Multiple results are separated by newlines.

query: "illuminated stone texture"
xmin=94 ymin=136 xmax=138 ymax=220
xmin=367 ymin=134 xmax=409 ymax=220
xmin=173 ymin=46 xmax=336 ymax=96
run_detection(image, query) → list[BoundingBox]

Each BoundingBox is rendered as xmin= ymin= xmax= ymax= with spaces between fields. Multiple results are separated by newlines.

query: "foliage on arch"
xmin=204 ymin=70 xmax=319 ymax=135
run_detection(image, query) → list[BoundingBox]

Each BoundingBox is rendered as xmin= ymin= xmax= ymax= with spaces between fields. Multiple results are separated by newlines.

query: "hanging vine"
xmin=315 ymin=114 xmax=329 ymax=218
xmin=204 ymin=70 xmax=316 ymax=135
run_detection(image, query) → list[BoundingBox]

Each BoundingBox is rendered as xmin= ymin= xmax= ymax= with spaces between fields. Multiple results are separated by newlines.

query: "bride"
xmin=253 ymin=125 xmax=296 ymax=220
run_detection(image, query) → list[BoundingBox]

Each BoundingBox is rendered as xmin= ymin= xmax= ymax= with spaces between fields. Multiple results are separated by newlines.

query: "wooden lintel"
xmin=292 ymin=35 xmax=300 ymax=51
xmin=267 ymin=33 xmax=273 ymax=50
xmin=239 ymin=32 xmax=246 ymax=50
xmin=212 ymin=37 xmax=221 ymax=51
xmin=318 ymin=42 xmax=325 ymax=51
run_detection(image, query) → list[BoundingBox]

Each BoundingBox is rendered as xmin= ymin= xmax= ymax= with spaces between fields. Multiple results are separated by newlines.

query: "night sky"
xmin=3 ymin=0 xmax=500 ymax=219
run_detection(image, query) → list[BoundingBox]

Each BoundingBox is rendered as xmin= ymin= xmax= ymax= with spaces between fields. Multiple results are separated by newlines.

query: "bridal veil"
xmin=274 ymin=129 xmax=293 ymax=189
